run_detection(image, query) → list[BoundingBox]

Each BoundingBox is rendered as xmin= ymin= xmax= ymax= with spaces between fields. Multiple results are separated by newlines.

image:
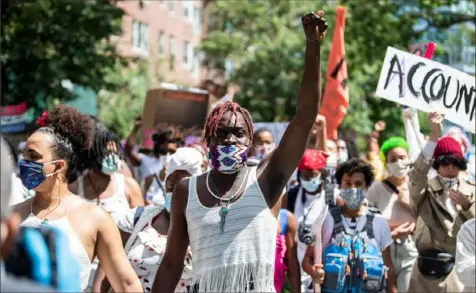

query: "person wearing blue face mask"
xmin=68 ymin=120 xmax=144 ymax=291
xmin=12 ymin=106 xmax=143 ymax=293
xmin=95 ymin=147 xmax=203 ymax=293
xmin=303 ymin=158 xmax=398 ymax=293
xmin=284 ymin=149 xmax=331 ymax=292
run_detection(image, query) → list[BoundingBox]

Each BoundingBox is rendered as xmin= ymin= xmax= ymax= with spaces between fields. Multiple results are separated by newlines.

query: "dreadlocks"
xmin=82 ymin=120 xmax=121 ymax=172
xmin=204 ymin=101 xmax=254 ymax=145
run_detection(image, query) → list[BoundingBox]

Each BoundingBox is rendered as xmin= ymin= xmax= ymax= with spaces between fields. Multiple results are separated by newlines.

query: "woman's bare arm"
xmin=94 ymin=207 xmax=143 ymax=292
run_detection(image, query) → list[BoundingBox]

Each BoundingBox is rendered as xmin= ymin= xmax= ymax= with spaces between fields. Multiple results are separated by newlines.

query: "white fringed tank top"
xmin=186 ymin=166 xmax=277 ymax=293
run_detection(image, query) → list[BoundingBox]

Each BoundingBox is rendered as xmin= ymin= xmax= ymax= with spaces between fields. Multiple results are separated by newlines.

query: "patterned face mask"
xmin=20 ymin=160 xmax=60 ymax=190
xmin=101 ymin=154 xmax=121 ymax=175
xmin=209 ymin=145 xmax=248 ymax=174
xmin=340 ymin=188 xmax=367 ymax=210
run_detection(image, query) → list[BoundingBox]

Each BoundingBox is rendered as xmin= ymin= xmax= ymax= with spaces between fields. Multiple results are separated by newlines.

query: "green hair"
xmin=380 ymin=137 xmax=409 ymax=163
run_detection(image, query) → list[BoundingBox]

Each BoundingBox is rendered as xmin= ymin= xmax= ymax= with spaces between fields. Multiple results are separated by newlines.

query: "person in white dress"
xmin=13 ymin=105 xmax=142 ymax=292
xmin=93 ymin=147 xmax=202 ymax=292
xmin=69 ymin=119 xmax=144 ymax=290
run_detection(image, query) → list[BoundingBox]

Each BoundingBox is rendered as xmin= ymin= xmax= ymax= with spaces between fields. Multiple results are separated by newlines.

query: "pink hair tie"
xmin=36 ymin=111 xmax=48 ymax=127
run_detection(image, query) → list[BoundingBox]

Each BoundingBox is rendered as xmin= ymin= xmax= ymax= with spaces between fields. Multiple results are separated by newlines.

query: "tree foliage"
xmin=201 ymin=0 xmax=474 ymax=145
xmin=98 ymin=60 xmax=152 ymax=139
xmin=1 ymin=0 xmax=125 ymax=115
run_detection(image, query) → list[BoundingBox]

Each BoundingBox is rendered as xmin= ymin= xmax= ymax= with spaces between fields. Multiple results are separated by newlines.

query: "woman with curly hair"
xmin=12 ymin=105 xmax=142 ymax=292
xmin=367 ymin=136 xmax=417 ymax=292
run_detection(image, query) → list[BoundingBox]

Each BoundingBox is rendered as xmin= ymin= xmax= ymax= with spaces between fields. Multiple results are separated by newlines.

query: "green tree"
xmin=98 ymin=59 xmax=151 ymax=138
xmin=201 ymin=0 xmax=474 ymax=145
xmin=1 ymin=0 xmax=125 ymax=116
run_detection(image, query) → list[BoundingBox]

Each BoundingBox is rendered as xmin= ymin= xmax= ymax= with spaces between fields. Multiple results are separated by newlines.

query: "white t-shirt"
xmin=316 ymin=208 xmax=393 ymax=252
xmin=138 ymin=154 xmax=163 ymax=181
xmin=295 ymin=189 xmax=327 ymax=264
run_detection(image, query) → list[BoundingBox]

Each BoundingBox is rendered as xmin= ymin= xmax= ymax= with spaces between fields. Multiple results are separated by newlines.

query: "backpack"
xmin=321 ymin=207 xmax=387 ymax=293
xmin=5 ymin=226 xmax=81 ymax=292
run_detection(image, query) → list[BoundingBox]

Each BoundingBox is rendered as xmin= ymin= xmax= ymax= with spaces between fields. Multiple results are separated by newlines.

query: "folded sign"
xmin=376 ymin=46 xmax=475 ymax=133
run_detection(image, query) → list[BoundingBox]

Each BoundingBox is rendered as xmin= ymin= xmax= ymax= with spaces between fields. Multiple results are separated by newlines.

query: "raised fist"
xmin=302 ymin=11 xmax=328 ymax=43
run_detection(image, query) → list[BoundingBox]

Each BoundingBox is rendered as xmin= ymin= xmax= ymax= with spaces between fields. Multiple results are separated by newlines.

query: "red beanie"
xmin=298 ymin=149 xmax=328 ymax=171
xmin=434 ymin=137 xmax=464 ymax=159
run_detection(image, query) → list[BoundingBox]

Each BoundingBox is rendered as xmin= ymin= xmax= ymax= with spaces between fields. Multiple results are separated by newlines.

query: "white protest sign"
xmin=376 ymin=46 xmax=476 ymax=133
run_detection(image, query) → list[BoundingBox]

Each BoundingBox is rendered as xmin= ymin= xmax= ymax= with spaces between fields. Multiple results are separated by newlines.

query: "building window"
xmin=193 ymin=7 xmax=201 ymax=34
xmin=169 ymin=36 xmax=175 ymax=70
xmin=192 ymin=48 xmax=200 ymax=77
xmin=184 ymin=1 xmax=193 ymax=20
xmin=169 ymin=0 xmax=176 ymax=13
xmin=158 ymin=31 xmax=166 ymax=55
xmin=132 ymin=20 xmax=148 ymax=52
xmin=183 ymin=41 xmax=190 ymax=64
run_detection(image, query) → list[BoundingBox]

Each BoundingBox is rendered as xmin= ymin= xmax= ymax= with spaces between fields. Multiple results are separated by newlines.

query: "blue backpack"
xmin=5 ymin=226 xmax=81 ymax=292
xmin=321 ymin=207 xmax=387 ymax=293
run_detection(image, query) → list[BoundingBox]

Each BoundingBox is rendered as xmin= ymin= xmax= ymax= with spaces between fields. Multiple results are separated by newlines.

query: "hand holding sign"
xmin=376 ymin=47 xmax=475 ymax=133
xmin=302 ymin=11 xmax=328 ymax=43
xmin=428 ymin=112 xmax=444 ymax=141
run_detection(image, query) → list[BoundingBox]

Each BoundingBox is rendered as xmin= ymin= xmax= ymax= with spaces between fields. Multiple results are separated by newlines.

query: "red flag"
xmin=319 ymin=6 xmax=349 ymax=140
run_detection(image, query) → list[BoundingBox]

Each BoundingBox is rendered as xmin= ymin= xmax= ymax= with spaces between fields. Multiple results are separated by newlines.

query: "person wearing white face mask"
xmin=285 ymin=149 xmax=343 ymax=292
xmin=93 ymin=147 xmax=203 ymax=293
xmin=408 ymin=112 xmax=474 ymax=293
xmin=367 ymin=137 xmax=418 ymax=292
xmin=302 ymin=158 xmax=398 ymax=293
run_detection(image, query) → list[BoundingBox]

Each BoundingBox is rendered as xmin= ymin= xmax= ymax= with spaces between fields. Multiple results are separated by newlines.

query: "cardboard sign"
xmin=141 ymin=83 xmax=209 ymax=148
xmin=376 ymin=47 xmax=476 ymax=133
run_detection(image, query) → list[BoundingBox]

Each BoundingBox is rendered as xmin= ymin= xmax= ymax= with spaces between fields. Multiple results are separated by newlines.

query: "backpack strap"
xmin=329 ymin=206 xmax=344 ymax=237
xmin=365 ymin=212 xmax=375 ymax=239
xmin=134 ymin=206 xmax=145 ymax=227
xmin=325 ymin=184 xmax=336 ymax=207
xmin=286 ymin=185 xmax=300 ymax=213
xmin=279 ymin=209 xmax=288 ymax=236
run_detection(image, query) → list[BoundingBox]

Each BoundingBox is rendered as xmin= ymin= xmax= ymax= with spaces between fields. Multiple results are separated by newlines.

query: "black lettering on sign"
xmin=421 ymin=68 xmax=441 ymax=104
xmin=443 ymin=77 xmax=460 ymax=109
xmin=407 ymin=62 xmax=425 ymax=97
xmin=330 ymin=57 xmax=348 ymax=90
xmin=456 ymin=84 xmax=476 ymax=122
xmin=384 ymin=54 xmax=404 ymax=97
xmin=429 ymin=73 xmax=446 ymax=101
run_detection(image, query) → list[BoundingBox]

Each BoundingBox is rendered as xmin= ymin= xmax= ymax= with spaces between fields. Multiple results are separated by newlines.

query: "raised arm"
xmin=408 ymin=112 xmax=442 ymax=215
xmin=258 ymin=11 xmax=327 ymax=210
xmin=125 ymin=117 xmax=143 ymax=167
xmin=152 ymin=180 xmax=190 ymax=293
xmin=94 ymin=207 xmax=143 ymax=292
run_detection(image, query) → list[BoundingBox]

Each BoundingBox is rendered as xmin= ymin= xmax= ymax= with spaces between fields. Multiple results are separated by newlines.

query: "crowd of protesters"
xmin=1 ymin=10 xmax=474 ymax=293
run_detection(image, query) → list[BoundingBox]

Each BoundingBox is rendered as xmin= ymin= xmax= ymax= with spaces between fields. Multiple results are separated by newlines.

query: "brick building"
xmin=115 ymin=0 xmax=209 ymax=87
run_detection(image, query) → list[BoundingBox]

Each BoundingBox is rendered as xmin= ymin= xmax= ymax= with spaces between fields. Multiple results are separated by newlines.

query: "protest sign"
xmin=141 ymin=83 xmax=209 ymax=148
xmin=376 ymin=46 xmax=475 ymax=133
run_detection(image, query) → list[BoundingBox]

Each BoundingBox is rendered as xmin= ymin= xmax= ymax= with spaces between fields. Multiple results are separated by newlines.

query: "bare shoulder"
xmin=173 ymin=177 xmax=191 ymax=205
xmin=124 ymin=175 xmax=141 ymax=190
